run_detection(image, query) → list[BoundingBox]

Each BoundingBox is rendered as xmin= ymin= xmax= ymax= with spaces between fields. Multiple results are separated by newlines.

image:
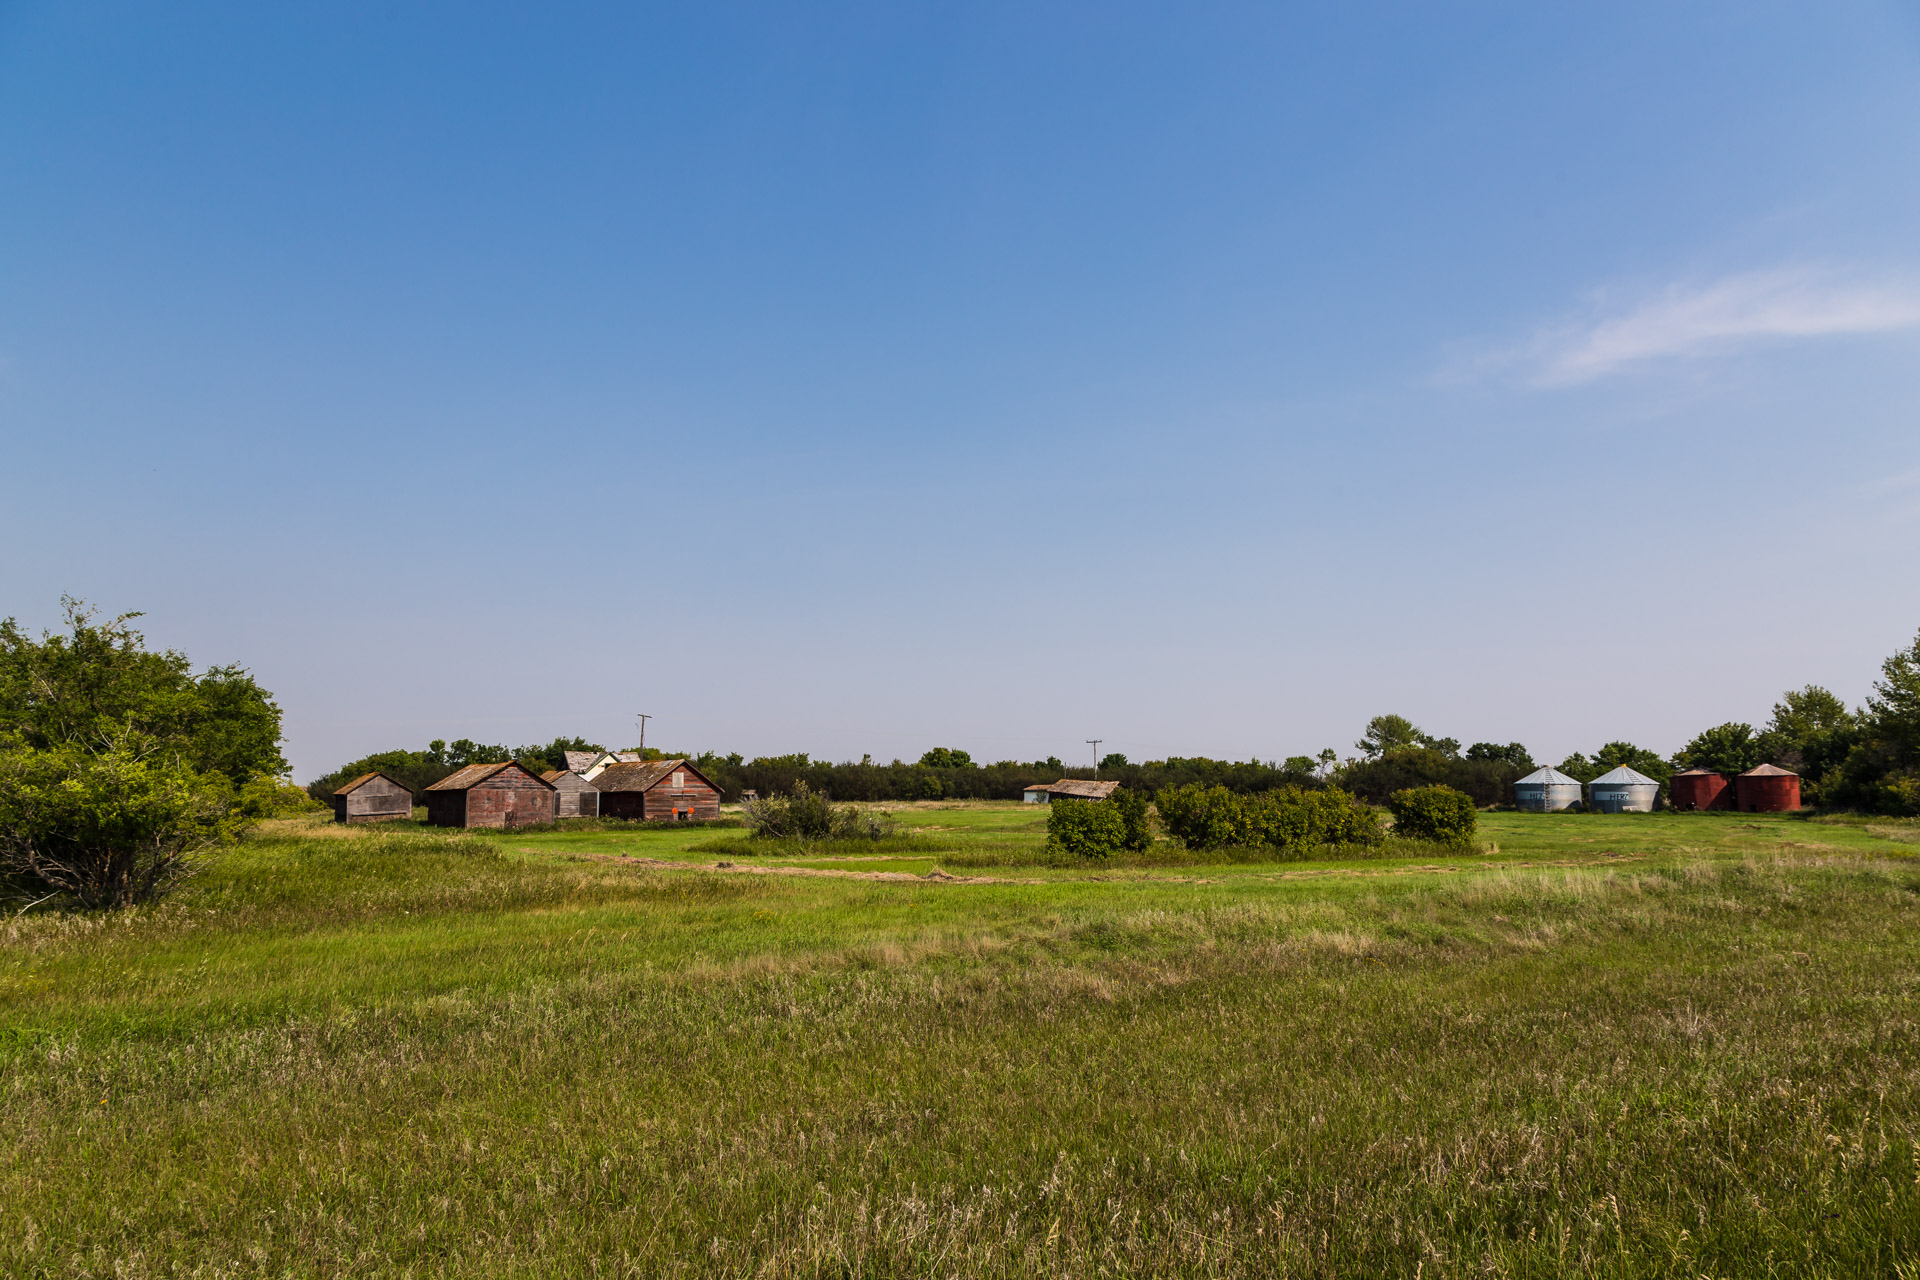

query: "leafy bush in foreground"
xmin=1157 ymin=784 xmax=1381 ymax=852
xmin=1045 ymin=796 xmax=1129 ymax=860
xmin=0 ymin=737 xmax=258 ymax=908
xmin=1386 ymin=785 xmax=1477 ymax=847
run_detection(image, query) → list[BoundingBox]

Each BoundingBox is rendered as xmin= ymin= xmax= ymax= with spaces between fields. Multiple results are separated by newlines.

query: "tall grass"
xmin=3 ymin=820 xmax=1918 ymax=1276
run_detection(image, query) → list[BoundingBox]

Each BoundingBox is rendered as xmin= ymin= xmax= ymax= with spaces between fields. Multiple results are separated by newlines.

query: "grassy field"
xmin=5 ymin=804 xmax=1920 ymax=1276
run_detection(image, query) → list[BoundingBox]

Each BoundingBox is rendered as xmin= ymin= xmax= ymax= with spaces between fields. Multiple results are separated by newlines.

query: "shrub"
xmin=1386 ymin=785 xmax=1478 ymax=847
xmin=1154 ymin=784 xmax=1251 ymax=850
xmin=740 ymin=782 xmax=896 ymax=842
xmin=1158 ymin=783 xmax=1381 ymax=852
xmin=0 ymin=737 xmax=254 ymax=909
xmin=1108 ymin=786 xmax=1153 ymax=852
xmin=1046 ymin=797 xmax=1128 ymax=860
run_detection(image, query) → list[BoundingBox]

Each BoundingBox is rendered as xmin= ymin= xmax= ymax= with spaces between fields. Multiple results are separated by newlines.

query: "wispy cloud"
xmin=1486 ymin=267 xmax=1920 ymax=386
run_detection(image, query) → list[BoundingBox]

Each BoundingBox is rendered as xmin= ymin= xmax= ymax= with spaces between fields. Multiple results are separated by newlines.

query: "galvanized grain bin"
xmin=1588 ymin=765 xmax=1659 ymax=813
xmin=1514 ymin=765 xmax=1584 ymax=812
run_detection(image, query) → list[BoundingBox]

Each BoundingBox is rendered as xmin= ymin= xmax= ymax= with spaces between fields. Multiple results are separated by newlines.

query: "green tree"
xmin=1672 ymin=723 xmax=1762 ymax=777
xmin=1467 ymin=742 xmax=1533 ymax=770
xmin=1099 ymin=752 xmax=1129 ymax=772
xmin=918 ymin=748 xmax=973 ymax=769
xmin=0 ymin=599 xmax=286 ymax=785
xmin=1108 ymin=786 xmax=1152 ymax=851
xmin=1356 ymin=714 xmax=1426 ymax=759
xmin=1866 ymin=634 xmax=1920 ymax=766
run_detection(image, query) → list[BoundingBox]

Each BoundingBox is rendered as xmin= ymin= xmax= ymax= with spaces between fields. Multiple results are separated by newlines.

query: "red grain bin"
xmin=1734 ymin=763 xmax=1800 ymax=813
xmin=1669 ymin=767 xmax=1732 ymax=811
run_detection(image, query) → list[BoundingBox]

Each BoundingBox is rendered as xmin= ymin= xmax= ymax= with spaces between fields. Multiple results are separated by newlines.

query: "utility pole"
xmin=1087 ymin=739 xmax=1103 ymax=780
xmin=636 ymin=713 xmax=651 ymax=758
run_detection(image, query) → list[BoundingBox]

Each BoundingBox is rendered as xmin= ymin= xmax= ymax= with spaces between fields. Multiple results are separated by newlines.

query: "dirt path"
xmin=537 ymin=848 xmax=1646 ymax=887
xmin=545 ymin=850 xmax=1042 ymax=885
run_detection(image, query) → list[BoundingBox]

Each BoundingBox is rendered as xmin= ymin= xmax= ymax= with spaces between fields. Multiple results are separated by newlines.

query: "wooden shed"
xmin=1021 ymin=783 xmax=1051 ymax=804
xmin=565 ymin=750 xmax=619 ymax=781
xmin=332 ymin=771 xmax=413 ymax=824
xmin=593 ymin=758 xmax=722 ymax=821
xmin=541 ymin=768 xmax=601 ymax=818
xmin=424 ymin=761 xmax=557 ymax=829
xmin=1046 ymin=779 xmax=1119 ymax=802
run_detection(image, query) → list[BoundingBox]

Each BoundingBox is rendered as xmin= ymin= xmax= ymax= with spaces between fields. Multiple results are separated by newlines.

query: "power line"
xmin=636 ymin=713 xmax=651 ymax=758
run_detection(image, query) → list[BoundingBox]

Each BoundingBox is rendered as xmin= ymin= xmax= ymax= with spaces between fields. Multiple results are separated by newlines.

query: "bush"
xmin=1046 ymin=796 xmax=1129 ymax=860
xmin=740 ymin=782 xmax=896 ymax=842
xmin=0 ymin=737 xmax=254 ymax=909
xmin=1157 ymin=783 xmax=1382 ymax=852
xmin=1108 ymin=786 xmax=1153 ymax=852
xmin=1386 ymin=785 xmax=1478 ymax=847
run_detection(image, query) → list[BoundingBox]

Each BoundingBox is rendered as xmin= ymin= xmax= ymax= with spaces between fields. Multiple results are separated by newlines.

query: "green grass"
xmin=5 ymin=805 xmax=1920 ymax=1276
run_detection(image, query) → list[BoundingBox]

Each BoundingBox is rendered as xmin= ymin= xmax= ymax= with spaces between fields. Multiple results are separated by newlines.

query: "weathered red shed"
xmin=593 ymin=758 xmax=722 ymax=821
xmin=332 ymin=771 xmax=413 ymax=824
xmin=1669 ymin=767 xmax=1732 ymax=812
xmin=1734 ymin=763 xmax=1800 ymax=813
xmin=541 ymin=768 xmax=600 ymax=818
xmin=424 ymin=761 xmax=556 ymax=829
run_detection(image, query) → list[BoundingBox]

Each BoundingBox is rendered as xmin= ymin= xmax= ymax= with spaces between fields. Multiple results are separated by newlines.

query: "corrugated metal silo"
xmin=1588 ymin=765 xmax=1659 ymax=813
xmin=1514 ymin=765 xmax=1583 ymax=812
xmin=1669 ymin=767 xmax=1731 ymax=811
xmin=1734 ymin=764 xmax=1800 ymax=812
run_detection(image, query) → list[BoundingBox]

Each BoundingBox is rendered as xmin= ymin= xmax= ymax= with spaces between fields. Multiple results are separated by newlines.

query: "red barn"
xmin=1734 ymin=763 xmax=1801 ymax=813
xmin=1669 ymin=767 xmax=1732 ymax=811
xmin=593 ymin=758 xmax=722 ymax=821
xmin=424 ymin=761 xmax=557 ymax=828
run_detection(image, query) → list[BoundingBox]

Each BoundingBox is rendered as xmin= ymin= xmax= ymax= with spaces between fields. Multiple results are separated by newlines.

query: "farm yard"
xmin=5 ymin=803 xmax=1920 ymax=1277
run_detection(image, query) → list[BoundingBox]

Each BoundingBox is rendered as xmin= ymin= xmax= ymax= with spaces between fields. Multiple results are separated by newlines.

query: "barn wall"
xmin=644 ymin=779 xmax=721 ymax=820
xmin=343 ymin=777 xmax=413 ymax=823
xmin=548 ymin=774 xmax=599 ymax=818
xmin=464 ymin=772 xmax=558 ymax=829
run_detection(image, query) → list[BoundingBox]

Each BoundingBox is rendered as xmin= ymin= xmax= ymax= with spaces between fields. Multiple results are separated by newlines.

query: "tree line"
xmin=302 ymin=624 xmax=1920 ymax=818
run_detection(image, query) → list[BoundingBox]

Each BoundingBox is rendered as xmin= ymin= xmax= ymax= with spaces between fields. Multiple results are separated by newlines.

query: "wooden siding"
xmin=334 ymin=775 xmax=413 ymax=824
xmin=425 ymin=764 xmax=556 ymax=829
xmin=599 ymin=774 xmax=722 ymax=822
xmin=547 ymin=771 xmax=599 ymax=818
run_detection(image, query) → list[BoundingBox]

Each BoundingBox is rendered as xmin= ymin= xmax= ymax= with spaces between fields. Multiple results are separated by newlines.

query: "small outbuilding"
xmin=1046 ymin=779 xmax=1119 ymax=802
xmin=541 ymin=768 xmax=600 ymax=818
xmin=565 ymin=750 xmax=619 ymax=780
xmin=332 ymin=771 xmax=413 ymax=824
xmin=593 ymin=758 xmax=722 ymax=821
xmin=1514 ymin=766 xmax=1584 ymax=812
xmin=1735 ymin=763 xmax=1801 ymax=812
xmin=424 ymin=761 xmax=557 ymax=829
xmin=1021 ymin=784 xmax=1051 ymax=804
xmin=1669 ymin=767 xmax=1732 ymax=811
xmin=1588 ymin=765 xmax=1660 ymax=813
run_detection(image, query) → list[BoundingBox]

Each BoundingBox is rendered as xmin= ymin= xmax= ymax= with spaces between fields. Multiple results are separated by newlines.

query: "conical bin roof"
xmin=1517 ymin=766 xmax=1581 ymax=787
xmin=1590 ymin=765 xmax=1657 ymax=787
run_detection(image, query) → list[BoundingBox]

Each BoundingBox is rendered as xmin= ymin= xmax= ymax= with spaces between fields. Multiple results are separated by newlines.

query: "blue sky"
xmin=3 ymin=2 xmax=1918 ymax=779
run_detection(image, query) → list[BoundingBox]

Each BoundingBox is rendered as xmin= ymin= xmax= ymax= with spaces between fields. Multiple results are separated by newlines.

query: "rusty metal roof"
xmin=1739 ymin=763 xmax=1799 ymax=777
xmin=334 ymin=771 xmax=404 ymax=796
xmin=426 ymin=762 xmax=555 ymax=791
xmin=1671 ymin=766 xmax=1724 ymax=777
xmin=1047 ymin=779 xmax=1119 ymax=800
xmin=592 ymin=758 xmax=721 ymax=793
xmin=591 ymin=759 xmax=682 ymax=792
